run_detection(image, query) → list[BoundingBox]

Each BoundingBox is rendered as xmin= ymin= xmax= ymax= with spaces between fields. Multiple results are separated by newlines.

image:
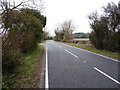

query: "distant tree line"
xmin=1 ymin=0 xmax=46 ymax=75
xmin=74 ymin=33 xmax=90 ymax=38
xmin=88 ymin=2 xmax=120 ymax=52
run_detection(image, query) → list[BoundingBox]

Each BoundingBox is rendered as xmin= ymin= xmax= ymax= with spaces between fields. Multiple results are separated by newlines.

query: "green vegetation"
xmin=41 ymin=40 xmax=46 ymax=43
xmin=2 ymin=8 xmax=46 ymax=74
xmin=1 ymin=2 xmax=46 ymax=88
xmin=2 ymin=45 xmax=44 ymax=88
xmin=63 ymin=42 xmax=119 ymax=59
xmin=88 ymin=2 xmax=119 ymax=52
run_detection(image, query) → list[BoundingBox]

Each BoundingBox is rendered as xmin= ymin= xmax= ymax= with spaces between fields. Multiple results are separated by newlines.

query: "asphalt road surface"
xmin=44 ymin=40 xmax=120 ymax=88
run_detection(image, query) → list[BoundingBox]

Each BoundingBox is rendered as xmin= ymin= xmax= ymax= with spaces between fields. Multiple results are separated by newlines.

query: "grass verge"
xmin=41 ymin=40 xmax=46 ymax=43
xmin=3 ymin=44 xmax=45 ymax=88
xmin=63 ymin=42 xmax=119 ymax=60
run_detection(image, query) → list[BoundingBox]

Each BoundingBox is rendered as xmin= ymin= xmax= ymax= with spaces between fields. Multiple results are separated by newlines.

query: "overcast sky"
xmin=45 ymin=0 xmax=120 ymax=36
xmin=15 ymin=0 xmax=119 ymax=36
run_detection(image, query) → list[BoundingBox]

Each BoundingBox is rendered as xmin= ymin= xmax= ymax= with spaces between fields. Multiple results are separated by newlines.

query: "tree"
xmin=103 ymin=2 xmax=120 ymax=32
xmin=42 ymin=29 xmax=50 ymax=40
xmin=0 ymin=0 xmax=45 ymax=40
xmin=20 ymin=8 xmax=46 ymax=27
xmin=2 ymin=8 xmax=46 ymax=75
xmin=1 ymin=0 xmax=46 ymax=88
xmin=88 ymin=12 xmax=109 ymax=49
xmin=88 ymin=2 xmax=119 ymax=52
xmin=54 ymin=27 xmax=64 ymax=41
xmin=102 ymin=2 xmax=119 ymax=51
xmin=54 ymin=20 xmax=75 ymax=42
xmin=62 ymin=20 xmax=75 ymax=41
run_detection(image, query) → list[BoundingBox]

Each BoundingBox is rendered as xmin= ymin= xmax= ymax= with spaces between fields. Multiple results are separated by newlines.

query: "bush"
xmin=88 ymin=2 xmax=119 ymax=52
xmin=2 ymin=8 xmax=46 ymax=75
xmin=2 ymin=42 xmax=22 ymax=75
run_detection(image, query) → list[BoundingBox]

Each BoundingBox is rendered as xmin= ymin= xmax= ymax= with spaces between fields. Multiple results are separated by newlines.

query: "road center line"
xmin=94 ymin=67 xmax=120 ymax=85
xmin=59 ymin=42 xmax=119 ymax=63
xmin=45 ymin=46 xmax=49 ymax=89
xmin=65 ymin=49 xmax=78 ymax=58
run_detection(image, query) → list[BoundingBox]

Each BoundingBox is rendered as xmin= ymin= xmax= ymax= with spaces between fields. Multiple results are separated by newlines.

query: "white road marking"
xmin=65 ymin=49 xmax=78 ymax=58
xmin=94 ymin=67 xmax=120 ymax=85
xmin=60 ymin=42 xmax=119 ymax=63
xmin=45 ymin=46 xmax=49 ymax=89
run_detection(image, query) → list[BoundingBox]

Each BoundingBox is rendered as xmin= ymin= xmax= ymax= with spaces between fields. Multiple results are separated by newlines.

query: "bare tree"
xmin=54 ymin=20 xmax=75 ymax=41
xmin=88 ymin=11 xmax=99 ymax=27
xmin=61 ymin=20 xmax=75 ymax=41
xmin=21 ymin=0 xmax=45 ymax=13
xmin=0 ymin=0 xmax=45 ymax=14
xmin=0 ymin=0 xmax=24 ymax=46
xmin=0 ymin=0 xmax=24 ymax=15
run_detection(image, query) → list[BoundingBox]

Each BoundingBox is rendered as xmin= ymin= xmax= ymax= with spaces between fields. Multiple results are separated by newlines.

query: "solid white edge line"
xmin=45 ymin=46 xmax=49 ymax=89
xmin=65 ymin=49 xmax=78 ymax=58
xmin=94 ymin=67 xmax=120 ymax=85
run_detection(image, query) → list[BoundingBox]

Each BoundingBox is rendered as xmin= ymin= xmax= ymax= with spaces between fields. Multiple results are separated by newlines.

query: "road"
xmin=44 ymin=40 xmax=120 ymax=88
